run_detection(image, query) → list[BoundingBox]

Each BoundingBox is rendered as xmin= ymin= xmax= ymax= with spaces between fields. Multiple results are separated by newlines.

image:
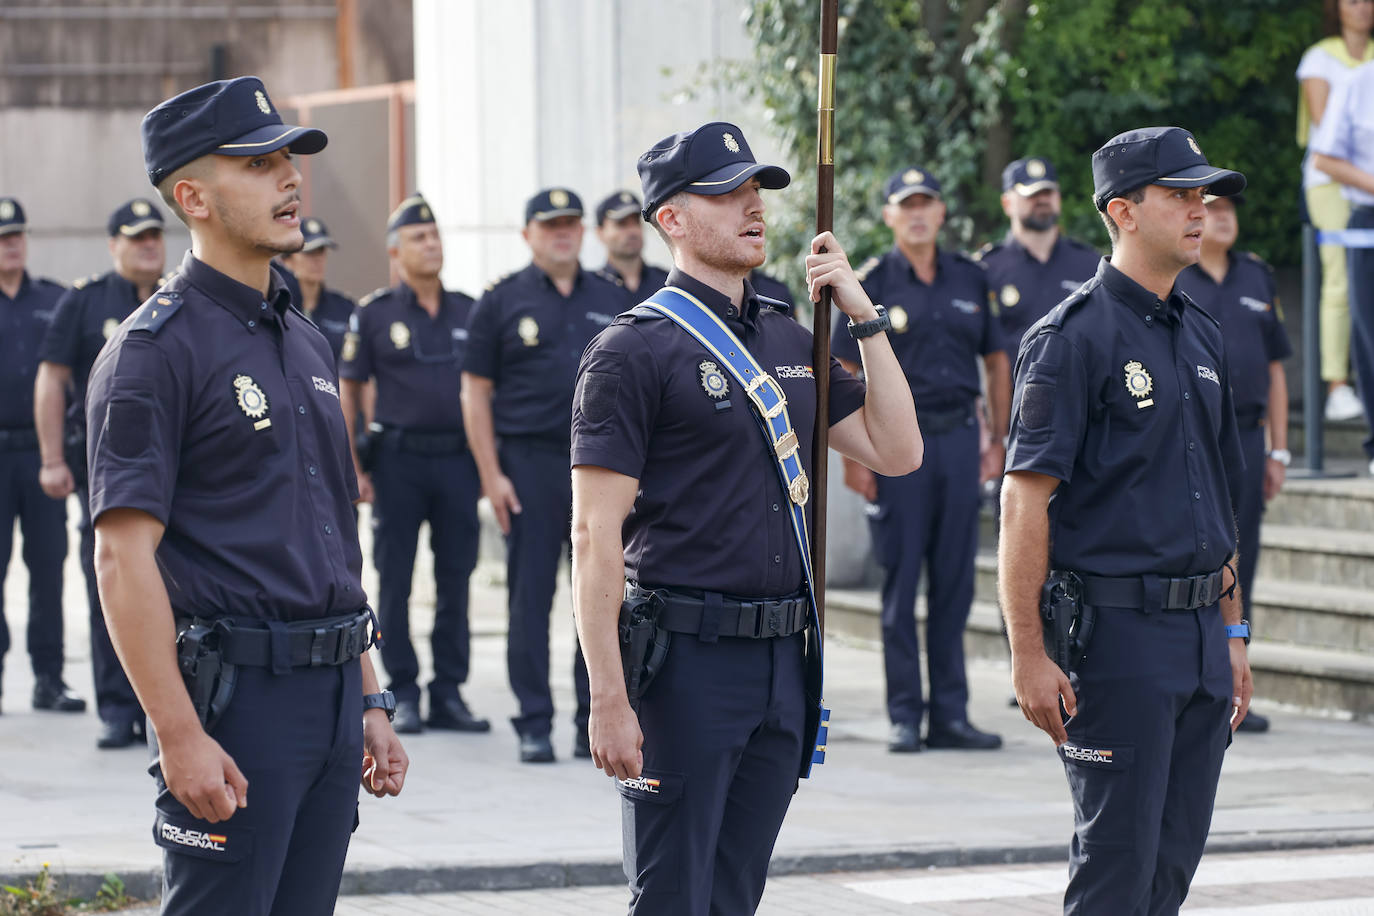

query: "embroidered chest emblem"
xmin=389 ymin=321 xmax=410 ymax=349
xmin=1124 ymin=360 xmax=1154 ymax=409
xmin=233 ymin=374 xmax=272 ymax=430
xmin=518 ymin=316 xmax=540 ymax=347
xmin=699 ymin=360 xmax=729 ymax=400
xmin=889 ymin=305 xmax=909 ymax=333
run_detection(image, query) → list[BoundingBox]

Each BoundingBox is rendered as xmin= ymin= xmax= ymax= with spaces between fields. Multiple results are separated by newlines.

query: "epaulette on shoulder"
xmin=951 ymin=250 xmax=980 ymax=267
xmin=592 ymin=268 xmax=624 ymax=288
xmin=129 ymin=290 xmax=184 ymax=335
xmin=484 ymin=270 xmax=520 ymax=293
xmin=1180 ymin=290 xmax=1222 ymax=329
xmin=71 ymin=272 xmax=102 ymax=290
xmin=972 ymin=241 xmax=999 ymax=262
xmin=854 ymin=256 xmax=880 ymax=282
xmin=758 ymin=294 xmax=792 ymax=314
xmin=1040 ymin=283 xmax=1095 ymax=331
xmin=625 ymin=304 xmax=667 ymax=324
xmin=358 ymin=287 xmax=389 ymax=307
xmin=1243 ymin=250 xmax=1275 ymax=273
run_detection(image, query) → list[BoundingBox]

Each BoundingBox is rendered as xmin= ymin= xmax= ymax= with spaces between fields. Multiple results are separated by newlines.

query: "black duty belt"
xmin=0 ymin=427 xmax=39 ymax=451
xmin=380 ymin=426 xmax=467 ymax=456
xmin=1068 ymin=568 xmax=1226 ymax=611
xmin=176 ymin=609 xmax=376 ymax=668
xmin=654 ymin=588 xmax=810 ymax=639
xmin=916 ymin=402 xmax=975 ymax=435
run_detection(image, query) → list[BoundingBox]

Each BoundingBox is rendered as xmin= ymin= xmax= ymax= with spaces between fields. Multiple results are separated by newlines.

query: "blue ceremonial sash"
xmin=639 ymin=285 xmax=829 ymax=776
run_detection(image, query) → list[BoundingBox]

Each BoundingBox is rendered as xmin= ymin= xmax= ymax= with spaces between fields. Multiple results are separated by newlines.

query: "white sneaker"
xmin=1325 ymin=384 xmax=1365 ymax=421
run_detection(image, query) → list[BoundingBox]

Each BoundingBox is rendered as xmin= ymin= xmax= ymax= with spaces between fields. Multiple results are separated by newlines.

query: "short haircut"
xmin=1100 ymin=186 xmax=1147 ymax=247
xmin=155 ymin=158 xmax=212 ymax=226
xmin=650 ymin=191 xmax=690 ymax=251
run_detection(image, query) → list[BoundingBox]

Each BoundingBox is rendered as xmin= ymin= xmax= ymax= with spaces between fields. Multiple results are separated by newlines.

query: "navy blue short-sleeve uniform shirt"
xmin=1175 ymin=252 xmax=1292 ymax=421
xmin=572 ymin=269 xmax=865 ymax=598
xmin=597 ymin=262 xmax=669 ymax=297
xmin=39 ymin=271 xmax=144 ymax=430
xmin=306 ymin=288 xmax=356 ymax=367
xmin=1006 ymin=259 xmax=1246 ymax=578
xmin=976 ymin=234 xmax=1100 ymax=363
xmin=0 ymin=272 xmax=64 ymax=427
xmin=464 ymin=265 xmax=631 ymax=440
xmin=833 ymin=248 xmax=1002 ymax=407
xmin=338 ymin=282 xmax=472 ymax=431
xmin=86 ymin=252 xmax=365 ymax=621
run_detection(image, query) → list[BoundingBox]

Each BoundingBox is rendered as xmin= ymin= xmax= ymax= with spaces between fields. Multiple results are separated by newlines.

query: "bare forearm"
xmin=459 ymin=374 xmax=503 ymax=483
xmin=571 ymin=526 xmax=630 ymax=708
xmin=34 ymin=363 xmax=70 ymax=466
xmin=998 ymin=481 xmax=1052 ymax=658
xmin=985 ymin=353 xmax=1011 ymax=441
xmin=95 ymin=533 xmax=202 ymax=742
xmin=854 ymin=333 xmax=920 ymax=463
xmin=1267 ymin=364 xmax=1288 ymax=451
xmin=1313 ymin=154 xmax=1374 ymax=196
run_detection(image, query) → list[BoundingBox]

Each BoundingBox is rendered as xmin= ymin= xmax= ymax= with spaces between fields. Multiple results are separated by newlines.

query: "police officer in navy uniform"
xmin=339 ymin=195 xmax=487 ymax=736
xmin=976 ymin=158 xmax=1100 ymax=364
xmin=571 ymin=120 xmax=921 ymax=916
xmin=280 ymin=218 xmax=355 ymax=365
xmin=833 ymin=168 xmax=1009 ymax=753
xmin=35 ymin=198 xmax=165 ymax=746
xmin=595 ymin=190 xmax=668 ymax=296
xmin=461 ymin=188 xmax=628 ymax=763
xmin=87 ymin=77 xmax=408 ymax=915
xmin=1000 ymin=127 xmax=1253 ymax=913
xmin=0 ymin=197 xmax=84 ymax=716
xmin=1177 ymin=192 xmax=1292 ymax=736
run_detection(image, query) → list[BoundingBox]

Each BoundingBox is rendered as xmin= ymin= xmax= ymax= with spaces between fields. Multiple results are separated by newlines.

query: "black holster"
xmin=64 ymin=423 xmax=88 ymax=490
xmin=176 ymin=620 xmax=239 ymax=732
xmin=1040 ymin=571 xmax=1096 ymax=674
xmin=356 ymin=422 xmax=383 ymax=474
xmin=619 ymin=585 xmax=672 ymax=700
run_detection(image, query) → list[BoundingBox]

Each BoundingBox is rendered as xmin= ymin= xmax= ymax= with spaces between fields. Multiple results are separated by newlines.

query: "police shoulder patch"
xmin=854 ymin=256 xmax=880 ymax=282
xmin=130 ymin=291 xmax=184 ymax=335
xmin=358 ymin=287 xmax=390 ymax=308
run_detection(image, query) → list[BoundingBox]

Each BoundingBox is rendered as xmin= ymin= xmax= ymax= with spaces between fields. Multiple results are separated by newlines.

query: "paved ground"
xmin=3 ymin=503 xmax=1374 ymax=909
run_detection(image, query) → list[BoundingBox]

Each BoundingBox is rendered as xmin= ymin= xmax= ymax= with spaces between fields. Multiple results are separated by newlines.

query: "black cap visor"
xmin=1154 ymin=164 xmax=1245 ymax=197
xmin=888 ymin=184 xmax=941 ymax=204
xmin=688 ymin=161 xmax=791 ymax=197
xmin=1011 ymin=179 xmax=1058 ymax=197
xmin=602 ymin=204 xmax=640 ymax=222
xmin=530 ymin=208 xmax=583 ymax=222
xmin=216 ymin=123 xmax=328 ymax=157
xmin=0 ymin=225 xmax=25 ymax=237
xmin=300 ymin=236 xmax=338 ymax=252
xmin=116 ymin=218 xmax=164 ymax=237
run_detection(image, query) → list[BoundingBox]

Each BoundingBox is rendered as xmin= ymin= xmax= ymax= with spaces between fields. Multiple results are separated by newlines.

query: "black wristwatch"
xmin=848 ymin=305 xmax=891 ymax=340
xmin=362 ymin=690 xmax=396 ymax=722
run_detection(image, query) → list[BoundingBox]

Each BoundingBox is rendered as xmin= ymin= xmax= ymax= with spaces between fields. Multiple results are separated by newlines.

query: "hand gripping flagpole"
xmin=811 ymin=0 xmax=838 ymax=635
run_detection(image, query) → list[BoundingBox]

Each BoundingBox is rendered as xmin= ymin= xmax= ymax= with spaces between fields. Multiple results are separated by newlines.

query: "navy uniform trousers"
xmin=78 ymin=490 xmax=141 ymax=723
xmin=1234 ymin=424 xmax=1268 ymax=619
xmin=152 ymin=660 xmax=362 ymax=916
xmin=1061 ymin=601 xmax=1232 ymax=915
xmin=371 ymin=443 xmax=481 ymax=705
xmin=1348 ymin=205 xmax=1374 ymax=461
xmin=621 ymin=629 xmax=805 ymax=916
xmin=0 ymin=447 xmax=67 ymax=683
xmin=868 ymin=413 xmax=980 ymax=729
xmin=500 ymin=436 xmax=590 ymax=738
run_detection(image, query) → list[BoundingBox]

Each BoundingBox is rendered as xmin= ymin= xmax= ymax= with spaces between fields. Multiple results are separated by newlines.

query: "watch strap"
xmin=1225 ymin=622 xmax=1250 ymax=642
xmin=362 ymin=690 xmax=396 ymax=721
xmin=848 ymin=305 xmax=891 ymax=340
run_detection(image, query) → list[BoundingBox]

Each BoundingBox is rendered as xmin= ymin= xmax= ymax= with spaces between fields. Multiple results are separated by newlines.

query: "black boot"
xmin=32 ymin=675 xmax=87 ymax=712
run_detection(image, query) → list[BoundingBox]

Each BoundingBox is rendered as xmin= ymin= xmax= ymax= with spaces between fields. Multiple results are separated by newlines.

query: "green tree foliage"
xmin=743 ymin=0 xmax=1320 ymax=300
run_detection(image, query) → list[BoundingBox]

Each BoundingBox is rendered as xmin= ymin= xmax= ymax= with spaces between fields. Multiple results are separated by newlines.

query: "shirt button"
xmin=773 ymin=555 xmax=781 ymax=564
xmin=298 ymin=405 xmax=306 ymax=415
xmin=1184 ymin=392 xmax=1190 ymax=400
xmin=1193 ymin=491 xmax=1201 ymax=500
xmin=772 ymin=503 xmax=780 ymax=512
xmin=324 ymin=524 xmax=333 ymax=535
xmin=1188 ymin=441 xmax=1196 ymax=451
xmin=1145 ymin=316 xmax=1153 ymax=323
xmin=248 ymin=320 xmax=256 ymax=328
xmin=308 ymin=465 xmax=318 ymax=476
xmin=345 ymin=584 xmax=353 ymax=593
xmin=260 ymin=303 xmax=268 ymax=311
xmin=1201 ymin=541 xmax=1208 ymax=551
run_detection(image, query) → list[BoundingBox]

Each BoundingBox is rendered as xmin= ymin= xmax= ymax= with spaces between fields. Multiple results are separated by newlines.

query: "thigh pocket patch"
xmin=153 ymin=811 xmax=252 ymax=863
xmin=618 ymin=770 xmax=684 ymax=894
xmin=1059 ymin=741 xmax=1136 ymax=848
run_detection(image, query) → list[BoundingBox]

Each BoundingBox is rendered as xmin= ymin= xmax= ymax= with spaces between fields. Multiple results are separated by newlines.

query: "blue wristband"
xmin=1225 ymin=623 xmax=1250 ymax=641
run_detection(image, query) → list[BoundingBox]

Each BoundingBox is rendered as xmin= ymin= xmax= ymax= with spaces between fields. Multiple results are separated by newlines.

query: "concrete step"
xmin=1265 ymin=476 xmax=1374 ymax=529
xmin=1257 ymin=525 xmax=1374 ymax=588
xmin=825 ymin=585 xmax=1374 ymax=721
xmin=1249 ymin=579 xmax=1374 ymax=653
xmin=1289 ymin=416 xmax=1369 ymax=462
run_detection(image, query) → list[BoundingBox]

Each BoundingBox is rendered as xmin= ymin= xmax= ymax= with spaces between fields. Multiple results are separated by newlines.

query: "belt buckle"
xmin=763 ymin=600 xmax=783 ymax=637
xmin=309 ymin=627 xmax=329 ymax=667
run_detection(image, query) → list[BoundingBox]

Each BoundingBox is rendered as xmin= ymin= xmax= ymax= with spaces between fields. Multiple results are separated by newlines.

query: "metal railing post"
xmin=1302 ymin=223 xmax=1324 ymax=473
